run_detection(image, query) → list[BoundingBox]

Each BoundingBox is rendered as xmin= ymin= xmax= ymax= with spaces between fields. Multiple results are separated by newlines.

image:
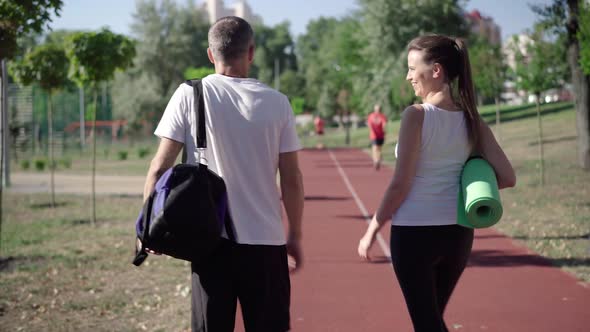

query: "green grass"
xmin=0 ymin=194 xmax=194 ymax=331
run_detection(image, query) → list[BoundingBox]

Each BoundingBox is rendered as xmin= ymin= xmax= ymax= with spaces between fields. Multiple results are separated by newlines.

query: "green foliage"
xmin=317 ymin=87 xmax=337 ymax=119
xmin=0 ymin=0 xmax=63 ymax=59
xmin=470 ymin=37 xmax=506 ymax=102
xmin=578 ymin=2 xmax=590 ymax=74
xmin=58 ymin=158 xmax=71 ymax=169
xmin=20 ymin=160 xmax=31 ymax=170
xmin=297 ymin=17 xmax=364 ymax=113
xmin=10 ymin=43 xmax=69 ymax=92
xmin=117 ymin=150 xmax=128 ymax=161
xmin=130 ymin=0 xmax=209 ymax=95
xmin=184 ymin=66 xmax=215 ymax=80
xmin=279 ymin=69 xmax=305 ymax=99
xmin=390 ymin=53 xmax=416 ymax=113
xmin=34 ymin=159 xmax=47 ymax=171
xmin=252 ymin=22 xmax=297 ymax=85
xmin=511 ymin=31 xmax=567 ymax=96
xmin=290 ymin=97 xmax=305 ymax=115
xmin=112 ymin=0 xmax=210 ymax=131
xmin=137 ymin=147 xmax=150 ymax=159
xmin=356 ymin=0 xmax=468 ymax=113
xmin=66 ymin=28 xmax=136 ymax=88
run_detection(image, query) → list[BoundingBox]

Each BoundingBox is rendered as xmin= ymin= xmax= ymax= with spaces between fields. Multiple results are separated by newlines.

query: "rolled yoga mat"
xmin=457 ymin=157 xmax=503 ymax=228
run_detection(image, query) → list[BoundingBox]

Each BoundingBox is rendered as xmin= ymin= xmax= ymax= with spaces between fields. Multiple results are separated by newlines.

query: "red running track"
xmin=236 ymin=148 xmax=590 ymax=331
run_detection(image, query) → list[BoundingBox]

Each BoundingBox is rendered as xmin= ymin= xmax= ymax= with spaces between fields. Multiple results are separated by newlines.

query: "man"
xmin=142 ymin=16 xmax=304 ymax=332
xmin=313 ymin=115 xmax=325 ymax=149
xmin=367 ymin=104 xmax=387 ymax=170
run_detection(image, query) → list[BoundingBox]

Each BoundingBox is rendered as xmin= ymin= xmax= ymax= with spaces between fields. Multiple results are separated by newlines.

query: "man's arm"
xmin=143 ymin=137 xmax=184 ymax=202
xmin=278 ymin=151 xmax=304 ymax=271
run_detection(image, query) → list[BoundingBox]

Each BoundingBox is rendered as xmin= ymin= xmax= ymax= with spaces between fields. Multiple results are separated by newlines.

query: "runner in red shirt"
xmin=314 ymin=115 xmax=325 ymax=149
xmin=367 ymin=104 xmax=387 ymax=170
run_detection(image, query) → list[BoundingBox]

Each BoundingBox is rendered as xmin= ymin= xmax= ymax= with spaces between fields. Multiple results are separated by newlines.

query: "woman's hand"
xmin=478 ymin=121 xmax=516 ymax=189
xmin=358 ymin=231 xmax=376 ymax=260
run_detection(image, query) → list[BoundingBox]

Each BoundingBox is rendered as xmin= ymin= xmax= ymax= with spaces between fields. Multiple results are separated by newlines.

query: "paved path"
xmin=286 ymin=148 xmax=589 ymax=332
xmin=8 ymin=172 xmax=144 ymax=195
xmin=10 ymin=149 xmax=590 ymax=331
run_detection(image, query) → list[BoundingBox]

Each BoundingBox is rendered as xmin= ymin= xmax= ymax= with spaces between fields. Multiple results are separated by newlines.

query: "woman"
xmin=358 ymin=34 xmax=516 ymax=332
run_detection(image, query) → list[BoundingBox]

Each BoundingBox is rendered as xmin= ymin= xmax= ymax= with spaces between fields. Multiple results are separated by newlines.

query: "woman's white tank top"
xmin=392 ymin=103 xmax=471 ymax=226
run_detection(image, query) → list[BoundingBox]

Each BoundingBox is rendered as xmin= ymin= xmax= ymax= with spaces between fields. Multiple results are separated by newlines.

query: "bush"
xmin=117 ymin=150 xmax=128 ymax=160
xmin=20 ymin=160 xmax=30 ymax=170
xmin=59 ymin=158 xmax=72 ymax=169
xmin=137 ymin=147 xmax=150 ymax=159
xmin=34 ymin=159 xmax=47 ymax=171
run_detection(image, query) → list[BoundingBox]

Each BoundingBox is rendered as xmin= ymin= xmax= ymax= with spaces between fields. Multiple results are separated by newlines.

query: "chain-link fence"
xmin=7 ymin=83 xmax=117 ymax=162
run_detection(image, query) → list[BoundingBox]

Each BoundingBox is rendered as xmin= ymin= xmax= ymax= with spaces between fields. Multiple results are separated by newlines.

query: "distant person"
xmin=314 ymin=115 xmax=325 ymax=149
xmin=142 ymin=16 xmax=304 ymax=332
xmin=367 ymin=104 xmax=387 ymax=170
xmin=358 ymin=34 xmax=516 ymax=332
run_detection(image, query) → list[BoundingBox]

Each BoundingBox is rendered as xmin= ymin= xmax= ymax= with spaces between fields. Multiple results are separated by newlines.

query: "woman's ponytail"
xmin=454 ymin=38 xmax=481 ymax=151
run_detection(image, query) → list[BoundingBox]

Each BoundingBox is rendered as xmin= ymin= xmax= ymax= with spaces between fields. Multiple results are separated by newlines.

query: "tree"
xmin=470 ymin=37 xmax=507 ymax=138
xmin=0 ymin=0 xmax=63 ymax=59
xmin=251 ymin=22 xmax=297 ymax=86
xmin=10 ymin=44 xmax=69 ymax=207
xmin=184 ymin=66 xmax=215 ymax=80
xmin=0 ymin=0 xmax=62 ymax=255
xmin=112 ymin=0 xmax=210 ymax=132
xmin=578 ymin=2 xmax=590 ymax=74
xmin=533 ymin=0 xmax=590 ymax=169
xmin=67 ymin=29 xmax=136 ymax=224
xmin=356 ymin=0 xmax=467 ymax=115
xmin=511 ymin=31 xmax=567 ymax=185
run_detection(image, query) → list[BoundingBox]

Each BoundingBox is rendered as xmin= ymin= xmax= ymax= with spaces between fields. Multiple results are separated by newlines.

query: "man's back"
xmin=155 ymin=74 xmax=301 ymax=245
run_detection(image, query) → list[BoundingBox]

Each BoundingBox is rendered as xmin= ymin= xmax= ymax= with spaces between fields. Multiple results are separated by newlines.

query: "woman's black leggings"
xmin=390 ymin=225 xmax=474 ymax=332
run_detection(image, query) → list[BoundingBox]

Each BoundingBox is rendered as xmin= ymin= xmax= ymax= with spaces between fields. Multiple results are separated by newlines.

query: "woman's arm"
xmin=358 ymin=105 xmax=423 ymax=259
xmin=478 ymin=121 xmax=516 ymax=189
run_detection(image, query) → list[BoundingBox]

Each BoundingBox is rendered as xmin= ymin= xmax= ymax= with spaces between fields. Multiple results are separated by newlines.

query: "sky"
xmin=49 ymin=0 xmax=554 ymax=43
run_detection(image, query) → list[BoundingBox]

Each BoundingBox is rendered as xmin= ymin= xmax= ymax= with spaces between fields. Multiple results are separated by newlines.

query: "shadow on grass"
xmin=481 ymin=103 xmax=573 ymax=125
xmin=29 ymin=202 xmax=69 ymax=209
xmin=528 ymin=135 xmax=577 ymax=146
xmin=468 ymin=249 xmax=590 ymax=269
xmin=468 ymin=249 xmax=552 ymax=267
xmin=476 ymin=233 xmax=590 ymax=241
xmin=70 ymin=219 xmax=92 ymax=226
xmin=0 ymin=255 xmax=47 ymax=273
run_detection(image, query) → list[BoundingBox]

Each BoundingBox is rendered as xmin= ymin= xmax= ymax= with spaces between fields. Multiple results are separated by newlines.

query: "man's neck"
xmin=215 ymin=63 xmax=249 ymax=78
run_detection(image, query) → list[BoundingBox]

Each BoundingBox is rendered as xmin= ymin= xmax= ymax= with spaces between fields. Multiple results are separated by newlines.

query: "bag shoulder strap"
xmin=181 ymin=79 xmax=205 ymax=162
xmin=184 ymin=78 xmax=236 ymax=242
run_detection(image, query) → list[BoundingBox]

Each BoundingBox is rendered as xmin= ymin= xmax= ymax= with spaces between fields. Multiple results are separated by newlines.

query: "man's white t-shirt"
xmin=154 ymin=74 xmax=301 ymax=245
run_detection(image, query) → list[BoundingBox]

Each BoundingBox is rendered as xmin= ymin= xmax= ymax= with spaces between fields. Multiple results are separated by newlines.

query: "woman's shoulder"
xmin=401 ymin=104 xmax=425 ymax=125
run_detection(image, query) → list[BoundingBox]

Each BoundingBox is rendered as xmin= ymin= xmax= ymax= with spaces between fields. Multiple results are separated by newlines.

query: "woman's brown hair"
xmin=407 ymin=34 xmax=481 ymax=150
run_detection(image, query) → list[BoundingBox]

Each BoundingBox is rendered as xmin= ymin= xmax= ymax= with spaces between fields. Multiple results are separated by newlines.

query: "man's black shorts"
xmin=372 ymin=138 xmax=385 ymax=146
xmin=191 ymin=239 xmax=290 ymax=332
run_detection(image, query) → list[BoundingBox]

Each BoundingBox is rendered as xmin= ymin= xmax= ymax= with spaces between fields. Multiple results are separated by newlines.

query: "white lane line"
xmin=328 ymin=149 xmax=391 ymax=258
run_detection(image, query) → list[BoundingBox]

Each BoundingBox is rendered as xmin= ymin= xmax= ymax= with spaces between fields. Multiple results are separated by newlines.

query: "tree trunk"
xmin=568 ymin=0 xmax=590 ymax=170
xmin=536 ymin=97 xmax=545 ymax=186
xmin=0 ymin=60 xmax=4 ymax=255
xmin=48 ymin=93 xmax=55 ymax=207
xmin=79 ymin=86 xmax=85 ymax=150
xmin=494 ymin=96 xmax=501 ymax=143
xmin=92 ymin=89 xmax=97 ymax=225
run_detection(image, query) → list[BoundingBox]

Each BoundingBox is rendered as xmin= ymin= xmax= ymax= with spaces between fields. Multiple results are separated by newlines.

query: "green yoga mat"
xmin=457 ymin=158 xmax=503 ymax=228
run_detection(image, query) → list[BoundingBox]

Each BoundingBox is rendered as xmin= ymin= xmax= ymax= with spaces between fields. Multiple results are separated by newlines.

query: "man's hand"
xmin=136 ymin=238 xmax=161 ymax=255
xmin=286 ymin=233 xmax=303 ymax=273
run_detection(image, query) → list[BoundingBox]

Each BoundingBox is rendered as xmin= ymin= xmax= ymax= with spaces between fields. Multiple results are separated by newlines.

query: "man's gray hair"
xmin=208 ymin=16 xmax=254 ymax=63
